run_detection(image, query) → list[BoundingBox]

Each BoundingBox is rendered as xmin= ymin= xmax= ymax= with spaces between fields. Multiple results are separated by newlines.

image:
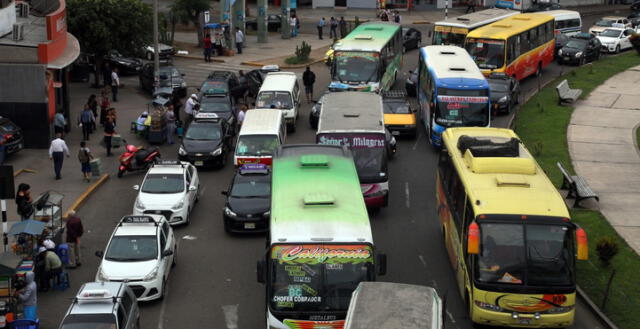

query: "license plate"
xmin=194 ymin=161 xmax=203 ymax=166
xmin=517 ymin=319 xmax=531 ymax=325
xmin=239 ymin=159 xmax=256 ymax=164
xmin=18 ymin=143 xmax=23 ymax=149
xmin=391 ymin=131 xmax=400 ymax=136
xmin=564 ymin=57 xmax=570 ymax=61
xmin=244 ymin=222 xmax=256 ymax=229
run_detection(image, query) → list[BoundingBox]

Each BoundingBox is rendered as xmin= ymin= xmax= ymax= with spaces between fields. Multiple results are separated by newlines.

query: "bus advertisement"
xmin=432 ymin=8 xmax=519 ymax=47
xmin=464 ymin=13 xmax=556 ymax=80
xmin=329 ymin=22 xmax=403 ymax=93
xmin=436 ymin=127 xmax=589 ymax=328
xmin=417 ymin=46 xmax=491 ymax=147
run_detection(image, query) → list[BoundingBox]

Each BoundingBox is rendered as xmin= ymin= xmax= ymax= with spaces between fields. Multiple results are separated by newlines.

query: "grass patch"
xmin=284 ymin=56 xmax=313 ymax=65
xmin=515 ymin=52 xmax=640 ymax=329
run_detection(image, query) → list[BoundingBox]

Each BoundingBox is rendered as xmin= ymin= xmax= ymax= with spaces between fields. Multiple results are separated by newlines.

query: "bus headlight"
xmin=575 ymin=51 xmax=583 ymax=58
xmin=474 ymin=301 xmax=503 ymax=312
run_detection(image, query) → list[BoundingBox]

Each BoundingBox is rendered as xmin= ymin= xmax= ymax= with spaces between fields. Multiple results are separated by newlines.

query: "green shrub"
xmin=295 ymin=41 xmax=311 ymax=61
xmin=596 ymin=236 xmax=619 ymax=267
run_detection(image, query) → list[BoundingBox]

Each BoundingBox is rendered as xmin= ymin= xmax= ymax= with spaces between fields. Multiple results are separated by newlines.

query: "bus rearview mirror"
xmin=467 ymin=222 xmax=480 ymax=255
xmin=576 ymin=227 xmax=588 ymax=260
xmin=257 ymin=260 xmax=266 ymax=283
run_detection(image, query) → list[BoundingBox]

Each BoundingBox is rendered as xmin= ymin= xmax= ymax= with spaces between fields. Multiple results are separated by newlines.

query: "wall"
xmin=313 ymin=0 xmax=335 ymax=7
xmin=0 ymin=1 xmax=16 ymax=37
xmin=347 ymin=0 xmax=377 ymax=7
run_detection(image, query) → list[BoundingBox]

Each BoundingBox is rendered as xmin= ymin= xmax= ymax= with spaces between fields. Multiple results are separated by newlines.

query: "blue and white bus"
xmin=417 ymin=45 xmax=491 ymax=146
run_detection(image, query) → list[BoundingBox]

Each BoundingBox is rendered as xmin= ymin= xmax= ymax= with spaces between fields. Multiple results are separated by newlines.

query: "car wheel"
xmin=117 ymin=169 xmax=124 ymax=178
xmin=218 ymin=152 xmax=227 ymax=168
xmin=195 ymin=186 xmax=200 ymax=203
xmin=416 ymin=38 xmax=421 ymax=49
xmin=172 ymin=246 xmax=177 ymax=268
xmin=535 ymin=62 xmax=542 ymax=77
xmin=579 ymin=56 xmax=585 ymax=66
xmin=159 ymin=279 xmax=167 ymax=300
xmin=146 ymin=52 xmax=153 ymax=61
xmin=616 ymin=45 xmax=621 ymax=54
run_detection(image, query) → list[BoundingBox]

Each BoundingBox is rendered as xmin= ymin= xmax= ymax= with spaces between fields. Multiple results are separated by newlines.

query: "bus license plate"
xmin=391 ymin=131 xmax=400 ymax=136
xmin=244 ymin=222 xmax=256 ymax=229
xmin=194 ymin=161 xmax=203 ymax=166
xmin=518 ymin=319 xmax=531 ymax=325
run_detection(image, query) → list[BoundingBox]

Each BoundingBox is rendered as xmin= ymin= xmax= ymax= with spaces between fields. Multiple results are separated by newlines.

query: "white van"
xmin=547 ymin=10 xmax=582 ymax=35
xmin=234 ymin=109 xmax=286 ymax=166
xmin=254 ymin=72 xmax=301 ymax=131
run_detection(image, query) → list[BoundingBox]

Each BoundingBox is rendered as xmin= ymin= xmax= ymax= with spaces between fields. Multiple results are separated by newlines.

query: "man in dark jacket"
xmin=302 ymin=66 xmax=316 ymax=104
xmin=65 ymin=210 xmax=84 ymax=268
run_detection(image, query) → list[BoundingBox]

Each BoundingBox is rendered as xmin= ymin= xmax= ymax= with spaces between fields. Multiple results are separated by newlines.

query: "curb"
xmin=63 ymin=173 xmax=110 ymax=219
xmin=576 ymin=285 xmax=619 ymax=329
xmin=13 ymin=168 xmax=36 ymax=177
xmin=174 ymin=53 xmax=226 ymax=63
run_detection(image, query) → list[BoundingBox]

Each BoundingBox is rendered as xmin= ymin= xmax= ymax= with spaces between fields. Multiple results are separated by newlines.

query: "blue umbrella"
xmin=204 ymin=23 xmax=228 ymax=29
xmin=9 ymin=219 xmax=46 ymax=236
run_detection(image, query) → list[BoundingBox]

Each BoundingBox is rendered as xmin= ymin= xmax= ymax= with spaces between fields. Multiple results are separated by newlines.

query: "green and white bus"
xmin=257 ymin=144 xmax=387 ymax=329
xmin=329 ymin=22 xmax=403 ymax=93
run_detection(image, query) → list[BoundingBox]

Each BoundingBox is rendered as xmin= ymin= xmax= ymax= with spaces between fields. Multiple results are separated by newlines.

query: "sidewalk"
xmin=567 ymin=65 xmax=640 ymax=254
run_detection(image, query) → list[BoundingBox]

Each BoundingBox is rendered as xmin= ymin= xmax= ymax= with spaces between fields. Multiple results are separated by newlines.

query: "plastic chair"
xmin=51 ymin=271 xmax=70 ymax=291
xmin=56 ymin=244 xmax=70 ymax=265
xmin=10 ymin=319 xmax=39 ymax=329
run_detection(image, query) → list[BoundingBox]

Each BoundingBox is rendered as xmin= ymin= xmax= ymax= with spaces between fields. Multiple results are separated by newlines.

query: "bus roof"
xmin=258 ymin=72 xmax=297 ymax=92
xmin=420 ymin=45 xmax=488 ymax=88
xmin=333 ymin=22 xmax=401 ymax=52
xmin=345 ymin=282 xmax=441 ymax=329
xmin=441 ymin=127 xmax=569 ymax=218
xmin=270 ymin=144 xmax=372 ymax=244
xmin=466 ymin=13 xmax=555 ymax=40
xmin=545 ymin=10 xmax=581 ymax=20
xmin=238 ymin=109 xmax=283 ymax=136
xmin=434 ymin=8 xmax=520 ymax=29
xmin=317 ymin=92 xmax=385 ymax=133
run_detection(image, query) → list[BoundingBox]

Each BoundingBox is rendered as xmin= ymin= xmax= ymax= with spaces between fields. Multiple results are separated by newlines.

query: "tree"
xmin=67 ymin=0 xmax=152 ymax=86
xmin=170 ymin=0 xmax=210 ymax=48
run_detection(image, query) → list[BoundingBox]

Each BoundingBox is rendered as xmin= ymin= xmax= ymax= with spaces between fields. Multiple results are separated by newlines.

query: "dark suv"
xmin=139 ymin=63 xmax=187 ymax=97
xmin=178 ymin=114 xmax=234 ymax=168
xmin=0 ymin=117 xmax=24 ymax=156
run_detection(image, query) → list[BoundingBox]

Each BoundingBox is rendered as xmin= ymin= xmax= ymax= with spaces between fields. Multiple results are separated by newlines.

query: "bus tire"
xmin=535 ymin=62 xmax=542 ymax=77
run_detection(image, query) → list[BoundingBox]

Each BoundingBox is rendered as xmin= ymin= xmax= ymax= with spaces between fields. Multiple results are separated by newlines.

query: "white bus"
xmin=255 ymin=72 xmax=301 ymax=130
xmin=547 ymin=10 xmax=582 ymax=35
xmin=432 ymin=8 xmax=519 ymax=47
xmin=234 ymin=109 xmax=286 ymax=166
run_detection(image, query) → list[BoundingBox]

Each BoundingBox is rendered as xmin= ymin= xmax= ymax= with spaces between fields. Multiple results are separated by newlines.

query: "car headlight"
xmin=224 ymin=207 xmax=237 ymax=217
xmin=211 ymin=147 xmax=222 ymax=156
xmin=97 ymin=267 xmax=108 ymax=281
xmin=228 ymin=117 xmax=235 ymax=125
xmin=498 ymin=96 xmax=508 ymax=103
xmin=143 ymin=266 xmax=159 ymax=281
xmin=135 ymin=199 xmax=145 ymax=210
xmin=178 ymin=146 xmax=187 ymax=156
xmin=263 ymin=210 xmax=271 ymax=217
xmin=558 ymin=49 xmax=563 ymax=55
xmin=575 ymin=51 xmax=583 ymax=58
xmin=475 ymin=301 xmax=503 ymax=312
xmin=181 ymin=81 xmax=187 ymax=87
xmin=172 ymin=200 xmax=184 ymax=210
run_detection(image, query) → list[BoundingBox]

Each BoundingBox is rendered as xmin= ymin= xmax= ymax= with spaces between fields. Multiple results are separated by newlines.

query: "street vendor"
xmin=15 ymin=272 xmax=37 ymax=321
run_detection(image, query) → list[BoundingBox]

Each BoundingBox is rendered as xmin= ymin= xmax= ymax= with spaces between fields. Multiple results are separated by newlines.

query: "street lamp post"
xmin=153 ymin=0 xmax=160 ymax=92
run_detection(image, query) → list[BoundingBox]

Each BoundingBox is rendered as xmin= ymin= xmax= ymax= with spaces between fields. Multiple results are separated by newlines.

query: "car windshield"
xmin=465 ymin=38 xmax=505 ymax=69
xmin=186 ymin=123 xmax=222 ymax=140
xmin=0 ymin=122 xmax=17 ymax=133
xmin=435 ymin=88 xmax=489 ymax=127
xmin=489 ymin=81 xmax=509 ymax=92
xmin=269 ymin=244 xmax=374 ymax=313
xmin=334 ymin=51 xmax=380 ymax=83
xmin=256 ymin=91 xmax=293 ymax=109
xmin=600 ymin=29 xmax=622 ymax=37
xmin=231 ymin=175 xmax=271 ymax=198
xmin=105 ymin=235 xmax=158 ymax=261
xmin=236 ymin=135 xmax=279 ymax=156
xmin=201 ymin=80 xmax=228 ymax=95
xmin=565 ymin=40 xmax=587 ymax=49
xmin=141 ymin=174 xmax=184 ymax=193
xmin=160 ymin=67 xmax=180 ymax=78
xmin=596 ymin=20 xmax=614 ymax=27
xmin=61 ymin=314 xmax=117 ymax=329
xmin=383 ymin=101 xmax=411 ymax=114
xmin=200 ymin=100 xmax=231 ymax=113
xmin=475 ymin=222 xmax=574 ymax=286
xmin=432 ymin=31 xmax=466 ymax=47
xmin=317 ymin=133 xmax=387 ymax=183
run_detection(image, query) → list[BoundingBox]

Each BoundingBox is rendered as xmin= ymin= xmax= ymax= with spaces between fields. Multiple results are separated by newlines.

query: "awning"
xmin=9 ymin=220 xmax=46 ymax=236
xmin=47 ymin=33 xmax=80 ymax=70
xmin=0 ymin=253 xmax=21 ymax=276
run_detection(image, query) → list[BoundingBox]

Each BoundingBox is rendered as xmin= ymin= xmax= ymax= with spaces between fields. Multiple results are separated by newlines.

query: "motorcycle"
xmin=117 ymin=144 xmax=161 ymax=178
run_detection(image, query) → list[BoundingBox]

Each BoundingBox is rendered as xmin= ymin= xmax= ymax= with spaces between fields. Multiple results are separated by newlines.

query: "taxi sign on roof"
xmin=157 ymin=160 xmax=181 ymax=166
xmin=239 ymin=163 xmax=270 ymax=174
xmin=194 ymin=112 xmax=219 ymax=120
xmin=121 ymin=215 xmax=156 ymax=224
xmin=78 ymin=289 xmax=112 ymax=300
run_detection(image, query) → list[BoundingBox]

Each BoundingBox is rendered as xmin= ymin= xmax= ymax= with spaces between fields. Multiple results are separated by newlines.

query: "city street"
xmin=31 ymin=14 xmax=617 ymax=329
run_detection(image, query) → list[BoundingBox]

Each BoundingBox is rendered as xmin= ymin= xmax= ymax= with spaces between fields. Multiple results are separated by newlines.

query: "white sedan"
xmin=596 ymin=28 xmax=636 ymax=53
xmin=133 ymin=161 xmax=200 ymax=226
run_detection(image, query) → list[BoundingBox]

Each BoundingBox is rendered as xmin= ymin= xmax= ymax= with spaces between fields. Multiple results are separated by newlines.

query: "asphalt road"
xmin=39 ymin=13 xmax=620 ymax=329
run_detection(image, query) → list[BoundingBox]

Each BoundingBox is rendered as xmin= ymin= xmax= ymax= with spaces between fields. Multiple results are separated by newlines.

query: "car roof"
xmin=601 ymin=16 xmax=626 ymax=20
xmin=69 ymin=282 xmax=126 ymax=314
xmin=147 ymin=163 xmax=187 ymax=175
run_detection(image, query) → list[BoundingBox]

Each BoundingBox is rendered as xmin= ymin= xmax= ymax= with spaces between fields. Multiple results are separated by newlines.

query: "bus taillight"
xmin=467 ymin=221 xmax=480 ymax=255
xmin=576 ymin=228 xmax=588 ymax=260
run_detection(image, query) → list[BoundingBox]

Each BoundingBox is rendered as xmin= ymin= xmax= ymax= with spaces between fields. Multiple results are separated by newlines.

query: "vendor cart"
xmin=147 ymin=89 xmax=171 ymax=145
xmin=8 ymin=221 xmax=46 ymax=261
xmin=31 ymin=191 xmax=64 ymax=246
xmin=0 ymin=253 xmax=31 ymax=327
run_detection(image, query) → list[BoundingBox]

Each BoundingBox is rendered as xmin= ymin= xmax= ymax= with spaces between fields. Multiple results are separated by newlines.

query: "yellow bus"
xmin=436 ymin=127 xmax=588 ymax=328
xmin=464 ymin=14 xmax=555 ymax=80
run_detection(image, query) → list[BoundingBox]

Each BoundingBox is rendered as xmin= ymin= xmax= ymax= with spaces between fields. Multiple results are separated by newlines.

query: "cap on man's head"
xmin=38 ymin=246 xmax=46 ymax=254
xmin=191 ymin=94 xmax=198 ymax=99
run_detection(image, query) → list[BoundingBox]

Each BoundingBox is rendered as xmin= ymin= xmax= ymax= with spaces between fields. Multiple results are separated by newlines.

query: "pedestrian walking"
xmin=465 ymin=0 xmax=476 ymax=13
xmin=111 ymin=68 xmax=121 ymax=102
xmin=15 ymin=183 xmax=33 ymax=220
xmin=65 ymin=210 xmax=84 ymax=268
xmin=107 ymin=107 xmax=117 ymax=126
xmin=78 ymin=104 xmax=95 ymax=141
xmin=204 ymin=33 xmax=213 ymax=62
xmin=99 ymin=88 xmax=110 ymax=125
xmin=78 ymin=141 xmax=93 ymax=182
xmin=88 ymin=94 xmax=98 ymax=132
xmin=48 ymin=133 xmax=70 ymax=180
xmin=237 ymin=104 xmax=248 ymax=127
xmin=339 ymin=16 xmax=347 ymax=38
xmin=53 ymin=110 xmax=66 ymax=137
xmin=302 ymin=66 xmax=316 ymax=103
xmin=330 ymin=17 xmax=338 ymax=39
xmin=290 ymin=15 xmax=298 ymax=37
xmin=16 ymin=272 xmax=37 ymax=320
xmin=380 ymin=10 xmax=388 ymax=21
xmin=165 ymin=108 xmax=176 ymax=145
xmin=394 ymin=10 xmax=401 ymax=23
xmin=103 ymin=116 xmax=115 ymax=157
xmin=185 ymin=94 xmax=198 ymax=126
xmin=317 ymin=17 xmax=325 ymax=39
xmin=235 ymin=28 xmax=245 ymax=54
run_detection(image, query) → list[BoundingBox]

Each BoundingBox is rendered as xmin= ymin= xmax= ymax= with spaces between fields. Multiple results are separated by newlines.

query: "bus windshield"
xmin=433 ymin=30 xmax=466 ymax=46
xmin=334 ymin=52 xmax=380 ymax=83
xmin=236 ymin=135 xmax=279 ymax=157
xmin=317 ymin=133 xmax=387 ymax=183
xmin=475 ymin=222 xmax=574 ymax=287
xmin=269 ymin=244 xmax=374 ymax=313
xmin=435 ymin=89 xmax=489 ymax=127
xmin=465 ymin=38 xmax=505 ymax=70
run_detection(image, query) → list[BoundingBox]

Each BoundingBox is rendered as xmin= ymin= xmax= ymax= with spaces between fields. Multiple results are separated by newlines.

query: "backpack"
xmin=78 ymin=148 xmax=90 ymax=163
xmin=81 ymin=110 xmax=92 ymax=123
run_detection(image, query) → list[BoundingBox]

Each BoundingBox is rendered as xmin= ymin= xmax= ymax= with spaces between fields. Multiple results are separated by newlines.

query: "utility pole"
xmin=153 ymin=0 xmax=160 ymax=93
xmin=445 ymin=0 xmax=448 ymax=20
xmin=257 ymin=0 xmax=267 ymax=43
xmin=281 ymin=0 xmax=290 ymax=39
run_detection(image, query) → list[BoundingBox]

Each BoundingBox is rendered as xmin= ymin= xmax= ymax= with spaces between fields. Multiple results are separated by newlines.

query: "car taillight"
xmin=3 ymin=134 xmax=12 ymax=141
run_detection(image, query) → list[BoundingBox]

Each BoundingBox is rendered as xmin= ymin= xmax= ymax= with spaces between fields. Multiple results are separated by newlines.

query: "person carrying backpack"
xmin=78 ymin=104 xmax=95 ymax=141
xmin=78 ymin=141 xmax=93 ymax=182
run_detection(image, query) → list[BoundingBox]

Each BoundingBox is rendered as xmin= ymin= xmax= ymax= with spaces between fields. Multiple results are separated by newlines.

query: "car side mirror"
xmin=221 ymin=191 xmax=228 ymax=196
xmin=189 ymin=185 xmax=197 ymax=191
xmin=257 ymin=260 xmax=266 ymax=283
xmin=376 ymin=253 xmax=387 ymax=276
xmin=95 ymin=250 xmax=104 ymax=258
xmin=133 ymin=185 xmax=140 ymax=191
xmin=162 ymin=249 xmax=174 ymax=257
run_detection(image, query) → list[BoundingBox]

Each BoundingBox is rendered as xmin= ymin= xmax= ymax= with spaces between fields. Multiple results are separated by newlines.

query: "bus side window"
xmin=451 ymin=172 xmax=466 ymax=235
xmin=537 ymin=25 xmax=545 ymax=46
xmin=519 ymin=32 xmax=529 ymax=55
xmin=547 ymin=21 xmax=554 ymax=42
xmin=507 ymin=37 xmax=515 ymax=65
xmin=530 ymin=27 xmax=538 ymax=50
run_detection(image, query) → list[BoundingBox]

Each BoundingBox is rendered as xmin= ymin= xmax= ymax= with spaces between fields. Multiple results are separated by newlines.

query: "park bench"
xmin=557 ymin=162 xmax=599 ymax=208
xmin=556 ymin=79 xmax=582 ymax=105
